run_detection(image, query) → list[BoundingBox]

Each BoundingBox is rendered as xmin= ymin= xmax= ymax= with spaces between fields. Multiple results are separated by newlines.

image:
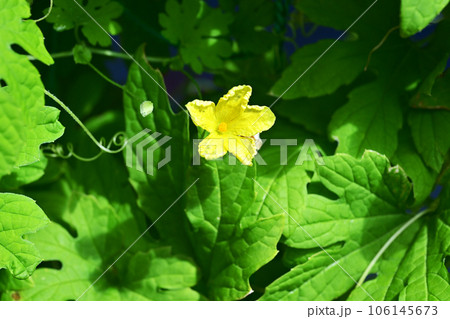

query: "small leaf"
xmin=73 ymin=44 xmax=92 ymax=65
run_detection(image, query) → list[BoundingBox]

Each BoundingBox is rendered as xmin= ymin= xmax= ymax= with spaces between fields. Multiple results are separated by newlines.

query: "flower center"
xmin=218 ymin=122 xmax=228 ymax=132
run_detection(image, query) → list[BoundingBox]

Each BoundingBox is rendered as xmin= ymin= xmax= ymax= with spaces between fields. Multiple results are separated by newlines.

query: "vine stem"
xmin=87 ymin=62 xmax=124 ymax=91
xmin=27 ymin=48 xmax=173 ymax=63
xmin=34 ymin=0 xmax=53 ymax=22
xmin=364 ymin=25 xmax=399 ymax=71
xmin=44 ymin=89 xmax=126 ymax=154
xmin=87 ymin=62 xmax=141 ymax=100
xmin=357 ymin=208 xmax=432 ymax=287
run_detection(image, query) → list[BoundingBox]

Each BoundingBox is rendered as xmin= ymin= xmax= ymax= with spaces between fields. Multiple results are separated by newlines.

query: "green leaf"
xmin=0 ymin=152 xmax=48 ymax=190
xmin=407 ymin=72 xmax=450 ymax=176
xmin=47 ymin=0 xmax=123 ymax=46
xmin=248 ymin=120 xmax=324 ymax=241
xmin=400 ymin=0 xmax=449 ymax=37
xmin=329 ymin=82 xmax=403 ymax=158
xmin=73 ymin=44 xmax=92 ymax=65
xmin=349 ymin=187 xmax=450 ymax=300
xmin=245 ymin=118 xmax=332 ymax=247
xmin=227 ymin=0 xmax=277 ymax=54
xmin=392 ymin=128 xmax=437 ymax=205
xmin=123 ymin=248 xmax=201 ymax=301
xmin=408 ymin=110 xmax=450 ymax=173
xmin=271 ymin=40 xmax=367 ymax=99
xmin=186 ymin=157 xmax=284 ymax=300
xmin=329 ymin=35 xmax=423 ymax=158
xmin=274 ymin=87 xmax=349 ymax=135
xmin=25 ymin=142 xmax=147 ymax=251
xmin=261 ymin=151 xmax=415 ymax=300
xmin=1 ymin=194 xmax=201 ymax=300
xmin=415 ymin=19 xmax=450 ymax=95
xmin=123 ymin=46 xmax=192 ymax=254
xmin=0 ymin=193 xmax=49 ymax=279
xmin=411 ymin=70 xmax=450 ymax=110
xmin=0 ymin=0 xmax=64 ymax=179
xmin=272 ymin=0 xmax=402 ymax=100
xmin=159 ymin=0 xmax=233 ymax=73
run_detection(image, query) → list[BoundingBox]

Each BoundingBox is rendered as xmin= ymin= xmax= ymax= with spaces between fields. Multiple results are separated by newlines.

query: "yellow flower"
xmin=186 ymin=85 xmax=275 ymax=165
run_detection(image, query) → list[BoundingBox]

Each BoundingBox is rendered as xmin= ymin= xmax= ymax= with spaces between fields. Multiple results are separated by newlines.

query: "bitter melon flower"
xmin=186 ymin=85 xmax=275 ymax=165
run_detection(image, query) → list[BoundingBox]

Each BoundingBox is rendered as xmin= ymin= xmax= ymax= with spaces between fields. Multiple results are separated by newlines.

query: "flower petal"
xmin=186 ymin=99 xmax=217 ymax=132
xmin=227 ymin=136 xmax=257 ymax=166
xmin=198 ymin=132 xmax=228 ymax=160
xmin=215 ymin=85 xmax=252 ymax=123
xmin=227 ymin=104 xmax=275 ymax=136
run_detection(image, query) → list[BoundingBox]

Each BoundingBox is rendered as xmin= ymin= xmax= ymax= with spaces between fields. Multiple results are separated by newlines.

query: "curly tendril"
xmin=42 ymin=132 xmax=127 ymax=162
xmin=43 ymin=90 xmax=129 ymax=161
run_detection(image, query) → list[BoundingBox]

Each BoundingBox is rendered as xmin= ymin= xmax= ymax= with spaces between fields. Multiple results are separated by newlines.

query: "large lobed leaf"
xmin=0 ymin=193 xmax=49 ymax=280
xmin=1 ymin=193 xmax=201 ymax=301
xmin=123 ymin=46 xmax=193 ymax=255
xmin=0 ymin=0 xmax=64 ymax=281
xmin=0 ymin=0 xmax=64 ymax=180
xmin=349 ymin=206 xmax=450 ymax=300
xmin=261 ymin=151 xmax=419 ymax=300
xmin=186 ymin=155 xmax=284 ymax=300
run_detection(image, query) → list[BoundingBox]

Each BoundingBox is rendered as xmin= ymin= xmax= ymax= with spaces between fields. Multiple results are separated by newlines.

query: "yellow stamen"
xmin=218 ymin=122 xmax=228 ymax=132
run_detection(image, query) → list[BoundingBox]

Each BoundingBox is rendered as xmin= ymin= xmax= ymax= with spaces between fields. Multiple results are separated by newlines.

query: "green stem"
xmin=357 ymin=208 xmax=432 ymax=287
xmin=87 ymin=63 xmax=140 ymax=100
xmin=44 ymin=90 xmax=126 ymax=154
xmin=87 ymin=62 xmax=125 ymax=91
xmin=364 ymin=25 xmax=399 ymax=71
xmin=90 ymin=48 xmax=173 ymax=63
xmin=27 ymin=48 xmax=173 ymax=63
